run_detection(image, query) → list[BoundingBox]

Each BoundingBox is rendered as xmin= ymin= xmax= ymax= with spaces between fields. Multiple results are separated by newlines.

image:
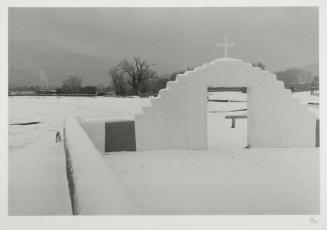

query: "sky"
xmin=9 ymin=7 xmax=319 ymax=74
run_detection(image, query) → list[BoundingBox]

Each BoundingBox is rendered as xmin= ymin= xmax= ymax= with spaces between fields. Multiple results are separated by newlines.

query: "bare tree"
xmin=108 ymin=66 xmax=124 ymax=95
xmin=61 ymin=75 xmax=82 ymax=93
xmin=118 ymin=57 xmax=157 ymax=95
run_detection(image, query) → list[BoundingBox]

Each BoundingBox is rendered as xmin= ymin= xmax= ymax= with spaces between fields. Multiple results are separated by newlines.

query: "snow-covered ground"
xmin=292 ymin=91 xmax=319 ymax=117
xmin=8 ymin=91 xmax=319 ymax=215
xmin=104 ymin=147 xmax=319 ymax=214
xmin=9 ymin=96 xmax=149 ymax=215
xmin=102 ymin=91 xmax=319 ymax=214
xmin=207 ymin=92 xmax=247 ymax=148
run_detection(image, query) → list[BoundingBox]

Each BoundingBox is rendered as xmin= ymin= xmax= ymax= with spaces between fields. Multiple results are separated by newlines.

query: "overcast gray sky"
xmin=9 ymin=7 xmax=318 ymax=74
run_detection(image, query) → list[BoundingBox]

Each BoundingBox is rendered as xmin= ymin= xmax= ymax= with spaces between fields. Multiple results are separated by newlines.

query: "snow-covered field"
xmin=105 ymin=147 xmax=319 ymax=214
xmin=9 ymin=96 xmax=150 ymax=215
xmin=207 ymin=92 xmax=247 ymax=148
xmin=8 ymin=92 xmax=319 ymax=215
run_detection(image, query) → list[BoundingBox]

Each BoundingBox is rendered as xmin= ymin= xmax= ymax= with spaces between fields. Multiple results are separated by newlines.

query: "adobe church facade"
xmin=135 ymin=58 xmax=317 ymax=151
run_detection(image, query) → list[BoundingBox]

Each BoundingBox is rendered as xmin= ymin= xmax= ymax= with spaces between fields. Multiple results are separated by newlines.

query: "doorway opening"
xmin=207 ymin=87 xmax=248 ymax=149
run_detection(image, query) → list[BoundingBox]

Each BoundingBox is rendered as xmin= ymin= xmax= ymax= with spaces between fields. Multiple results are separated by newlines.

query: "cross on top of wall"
xmin=217 ymin=36 xmax=235 ymax=58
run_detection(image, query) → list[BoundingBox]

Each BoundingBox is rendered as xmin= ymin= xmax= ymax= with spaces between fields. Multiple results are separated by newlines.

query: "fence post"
xmin=316 ymin=119 xmax=319 ymax=147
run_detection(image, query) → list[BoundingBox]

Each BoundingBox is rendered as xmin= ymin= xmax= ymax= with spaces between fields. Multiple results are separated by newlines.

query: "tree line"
xmin=57 ymin=57 xmax=185 ymax=96
xmin=9 ymin=59 xmax=319 ymax=95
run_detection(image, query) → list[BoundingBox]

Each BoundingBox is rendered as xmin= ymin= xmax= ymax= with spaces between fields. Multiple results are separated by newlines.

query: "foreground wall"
xmin=64 ymin=116 xmax=140 ymax=214
xmin=135 ymin=58 xmax=317 ymax=150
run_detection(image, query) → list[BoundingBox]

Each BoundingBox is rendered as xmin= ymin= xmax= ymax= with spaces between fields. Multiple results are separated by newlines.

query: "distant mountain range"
xmin=9 ymin=40 xmax=111 ymax=88
xmin=8 ymin=40 xmax=319 ymax=89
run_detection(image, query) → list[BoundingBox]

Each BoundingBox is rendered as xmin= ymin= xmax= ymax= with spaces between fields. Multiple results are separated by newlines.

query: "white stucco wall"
xmin=135 ymin=58 xmax=317 ymax=150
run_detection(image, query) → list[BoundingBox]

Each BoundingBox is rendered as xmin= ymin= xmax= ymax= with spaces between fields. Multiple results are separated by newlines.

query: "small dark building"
xmin=56 ymin=88 xmax=65 ymax=94
xmin=96 ymin=91 xmax=105 ymax=96
xmin=81 ymin=86 xmax=97 ymax=95
xmin=140 ymin=92 xmax=154 ymax=98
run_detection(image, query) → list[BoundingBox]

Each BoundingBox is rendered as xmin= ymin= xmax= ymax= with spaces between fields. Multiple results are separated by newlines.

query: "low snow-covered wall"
xmin=78 ymin=117 xmax=108 ymax=152
xmin=64 ymin=116 xmax=141 ymax=214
